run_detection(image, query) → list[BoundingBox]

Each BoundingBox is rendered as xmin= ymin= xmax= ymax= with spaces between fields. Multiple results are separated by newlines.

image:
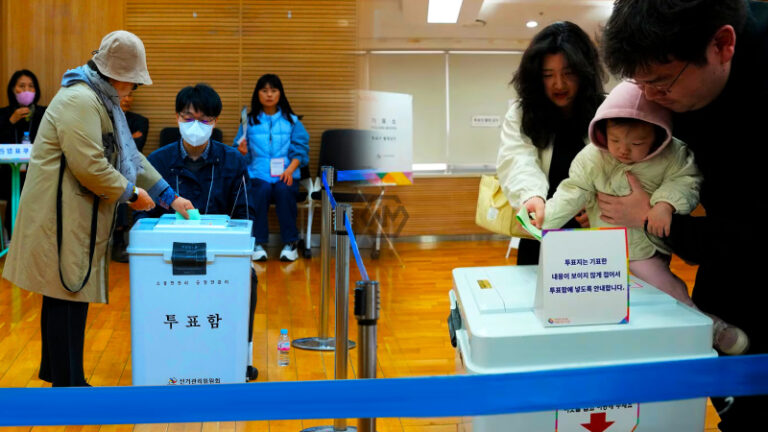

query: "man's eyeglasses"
xmin=179 ymin=112 xmax=216 ymax=125
xmin=132 ymin=83 xmax=143 ymax=91
xmin=630 ymin=62 xmax=690 ymax=94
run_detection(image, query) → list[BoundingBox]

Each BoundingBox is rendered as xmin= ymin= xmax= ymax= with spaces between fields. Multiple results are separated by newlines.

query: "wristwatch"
xmin=128 ymin=186 xmax=139 ymax=203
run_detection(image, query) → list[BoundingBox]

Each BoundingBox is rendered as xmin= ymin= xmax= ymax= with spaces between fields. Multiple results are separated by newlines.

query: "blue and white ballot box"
xmin=127 ymin=214 xmax=254 ymax=386
xmin=449 ymin=265 xmax=716 ymax=432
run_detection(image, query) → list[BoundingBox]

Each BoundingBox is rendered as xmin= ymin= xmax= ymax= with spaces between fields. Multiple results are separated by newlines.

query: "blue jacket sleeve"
xmin=288 ymin=118 xmax=310 ymax=168
xmin=134 ymin=151 xmax=173 ymax=221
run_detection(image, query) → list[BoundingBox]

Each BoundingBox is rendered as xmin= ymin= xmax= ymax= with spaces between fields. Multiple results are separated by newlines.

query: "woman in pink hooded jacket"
xmin=539 ymin=81 xmax=748 ymax=355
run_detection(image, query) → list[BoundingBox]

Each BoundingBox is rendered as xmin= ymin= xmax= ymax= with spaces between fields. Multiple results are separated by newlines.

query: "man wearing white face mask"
xmin=136 ymin=84 xmax=260 ymax=376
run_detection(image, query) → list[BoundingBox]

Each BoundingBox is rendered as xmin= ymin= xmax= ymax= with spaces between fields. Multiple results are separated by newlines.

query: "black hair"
xmin=597 ymin=117 xmax=667 ymax=151
xmin=7 ymin=69 xmax=41 ymax=107
xmin=512 ymin=21 xmax=605 ymax=148
xmin=248 ymin=74 xmax=298 ymax=125
xmin=602 ymin=0 xmax=747 ymax=78
xmin=175 ymin=83 xmax=222 ymax=118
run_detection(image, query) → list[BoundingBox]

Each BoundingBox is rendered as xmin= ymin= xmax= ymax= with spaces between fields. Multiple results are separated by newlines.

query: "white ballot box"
xmin=450 ymin=265 xmax=716 ymax=432
xmin=127 ymin=214 xmax=254 ymax=386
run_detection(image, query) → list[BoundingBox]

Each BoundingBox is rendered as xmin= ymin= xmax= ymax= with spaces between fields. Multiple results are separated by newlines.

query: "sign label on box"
xmin=535 ymin=228 xmax=630 ymax=326
xmin=556 ymin=403 xmax=639 ymax=432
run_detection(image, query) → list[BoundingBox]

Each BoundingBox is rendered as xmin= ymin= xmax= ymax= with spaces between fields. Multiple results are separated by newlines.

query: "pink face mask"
xmin=15 ymin=91 xmax=35 ymax=106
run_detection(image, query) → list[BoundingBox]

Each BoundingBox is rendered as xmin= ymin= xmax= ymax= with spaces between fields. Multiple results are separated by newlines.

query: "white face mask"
xmin=178 ymin=120 xmax=213 ymax=147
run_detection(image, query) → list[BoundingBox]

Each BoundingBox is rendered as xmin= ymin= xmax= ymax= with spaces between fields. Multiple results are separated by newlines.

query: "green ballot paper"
xmin=176 ymin=209 xmax=201 ymax=220
xmin=515 ymin=207 xmax=542 ymax=241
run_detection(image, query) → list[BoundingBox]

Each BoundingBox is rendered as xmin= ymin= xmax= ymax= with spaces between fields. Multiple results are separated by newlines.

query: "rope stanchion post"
xmin=354 ymin=280 xmax=380 ymax=432
xmin=333 ymin=203 xmax=356 ymax=432
xmin=301 ymin=202 xmax=358 ymax=432
xmin=294 ymin=166 xmax=352 ymax=352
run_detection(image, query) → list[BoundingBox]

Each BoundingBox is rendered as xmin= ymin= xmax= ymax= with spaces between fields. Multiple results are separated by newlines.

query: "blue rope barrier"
xmin=1 ymin=355 xmax=767 ymax=426
xmin=322 ymin=169 xmax=369 ymax=280
xmin=321 ymin=171 xmax=337 ymax=209
xmin=336 ymin=169 xmax=376 ymax=182
xmin=345 ymin=213 xmax=369 ymax=281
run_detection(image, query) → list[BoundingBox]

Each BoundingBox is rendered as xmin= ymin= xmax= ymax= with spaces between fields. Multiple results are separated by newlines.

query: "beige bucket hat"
xmin=92 ymin=30 xmax=152 ymax=85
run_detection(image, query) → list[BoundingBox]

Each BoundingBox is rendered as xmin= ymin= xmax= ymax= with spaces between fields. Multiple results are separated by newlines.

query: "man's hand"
xmin=128 ymin=188 xmax=155 ymax=211
xmin=647 ymin=202 xmax=674 ymax=237
xmin=575 ymin=208 xmax=590 ymax=228
xmin=237 ymin=136 xmax=248 ymax=156
xmin=170 ymin=196 xmax=195 ymax=219
xmin=524 ymin=196 xmax=546 ymax=228
xmin=597 ymin=172 xmax=651 ymax=228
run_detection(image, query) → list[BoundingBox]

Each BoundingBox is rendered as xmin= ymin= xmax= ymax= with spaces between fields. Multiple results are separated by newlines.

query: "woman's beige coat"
xmin=3 ymin=82 xmax=163 ymax=303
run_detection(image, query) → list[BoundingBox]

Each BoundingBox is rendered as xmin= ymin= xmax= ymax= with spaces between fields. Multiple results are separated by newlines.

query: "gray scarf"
xmin=61 ymin=64 xmax=144 ymax=183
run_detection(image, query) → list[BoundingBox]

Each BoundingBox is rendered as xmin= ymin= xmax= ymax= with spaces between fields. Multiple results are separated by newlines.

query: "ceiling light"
xmin=526 ymin=20 xmax=539 ymax=28
xmin=428 ymin=0 xmax=464 ymax=23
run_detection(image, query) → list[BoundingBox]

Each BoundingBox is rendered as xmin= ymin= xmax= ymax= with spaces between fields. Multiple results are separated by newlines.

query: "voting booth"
xmin=449 ymin=228 xmax=716 ymax=431
xmin=127 ymin=214 xmax=254 ymax=386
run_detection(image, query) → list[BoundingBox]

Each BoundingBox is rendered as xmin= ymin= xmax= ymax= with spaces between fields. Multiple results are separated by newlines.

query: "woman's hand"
xmin=279 ymin=167 xmax=295 ymax=186
xmin=129 ymin=188 xmax=155 ymax=211
xmin=524 ymin=196 xmax=546 ymax=228
xmin=9 ymin=107 xmax=30 ymax=124
xmin=237 ymin=136 xmax=248 ymax=156
xmin=279 ymin=158 xmax=301 ymax=186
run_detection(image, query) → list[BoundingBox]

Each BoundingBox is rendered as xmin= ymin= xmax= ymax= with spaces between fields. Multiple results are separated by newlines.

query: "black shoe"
xmin=111 ymin=243 xmax=129 ymax=263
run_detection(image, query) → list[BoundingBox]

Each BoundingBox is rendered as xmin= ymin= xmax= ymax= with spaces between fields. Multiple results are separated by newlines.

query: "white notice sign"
xmin=535 ymin=228 xmax=629 ymax=327
xmin=0 ymin=143 xmax=33 ymax=161
xmin=557 ymin=404 xmax=639 ymax=432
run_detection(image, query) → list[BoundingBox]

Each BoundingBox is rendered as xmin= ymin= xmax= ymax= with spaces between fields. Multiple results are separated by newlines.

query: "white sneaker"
xmin=280 ymin=242 xmax=299 ymax=262
xmin=252 ymin=244 xmax=268 ymax=261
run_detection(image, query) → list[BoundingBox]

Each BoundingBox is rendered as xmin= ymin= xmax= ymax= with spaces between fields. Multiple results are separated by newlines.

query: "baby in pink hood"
xmin=537 ymin=81 xmax=748 ymax=355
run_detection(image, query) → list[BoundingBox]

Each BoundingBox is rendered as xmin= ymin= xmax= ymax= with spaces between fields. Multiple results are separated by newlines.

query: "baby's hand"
xmin=646 ymin=202 xmax=674 ymax=237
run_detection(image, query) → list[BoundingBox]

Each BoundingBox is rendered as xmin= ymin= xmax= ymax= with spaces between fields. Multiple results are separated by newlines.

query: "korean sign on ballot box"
xmin=535 ymin=227 xmax=630 ymax=327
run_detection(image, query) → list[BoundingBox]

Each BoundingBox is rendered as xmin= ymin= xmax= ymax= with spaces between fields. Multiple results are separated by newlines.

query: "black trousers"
xmin=39 ymin=295 xmax=89 ymax=387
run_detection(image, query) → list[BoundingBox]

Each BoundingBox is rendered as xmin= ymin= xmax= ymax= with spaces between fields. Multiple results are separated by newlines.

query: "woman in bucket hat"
xmin=2 ymin=30 xmax=194 ymax=387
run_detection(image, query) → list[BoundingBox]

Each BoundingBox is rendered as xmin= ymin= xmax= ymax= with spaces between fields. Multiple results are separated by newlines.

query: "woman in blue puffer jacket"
xmin=235 ymin=74 xmax=309 ymax=262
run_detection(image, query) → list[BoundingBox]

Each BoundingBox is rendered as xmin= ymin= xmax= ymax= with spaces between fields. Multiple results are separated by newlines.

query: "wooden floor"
xmin=0 ymin=241 xmax=720 ymax=431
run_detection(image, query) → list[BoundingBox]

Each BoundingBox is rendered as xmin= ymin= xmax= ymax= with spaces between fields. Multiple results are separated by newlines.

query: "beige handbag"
xmin=475 ymin=175 xmax=533 ymax=239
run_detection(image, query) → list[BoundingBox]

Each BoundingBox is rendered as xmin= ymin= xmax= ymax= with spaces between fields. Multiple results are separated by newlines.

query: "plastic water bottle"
xmin=277 ymin=329 xmax=290 ymax=366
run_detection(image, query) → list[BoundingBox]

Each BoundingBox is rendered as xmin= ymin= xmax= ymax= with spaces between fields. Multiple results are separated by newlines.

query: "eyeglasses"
xmin=132 ymin=83 xmax=143 ymax=91
xmin=179 ymin=112 xmax=216 ymax=125
xmin=630 ymin=62 xmax=690 ymax=94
